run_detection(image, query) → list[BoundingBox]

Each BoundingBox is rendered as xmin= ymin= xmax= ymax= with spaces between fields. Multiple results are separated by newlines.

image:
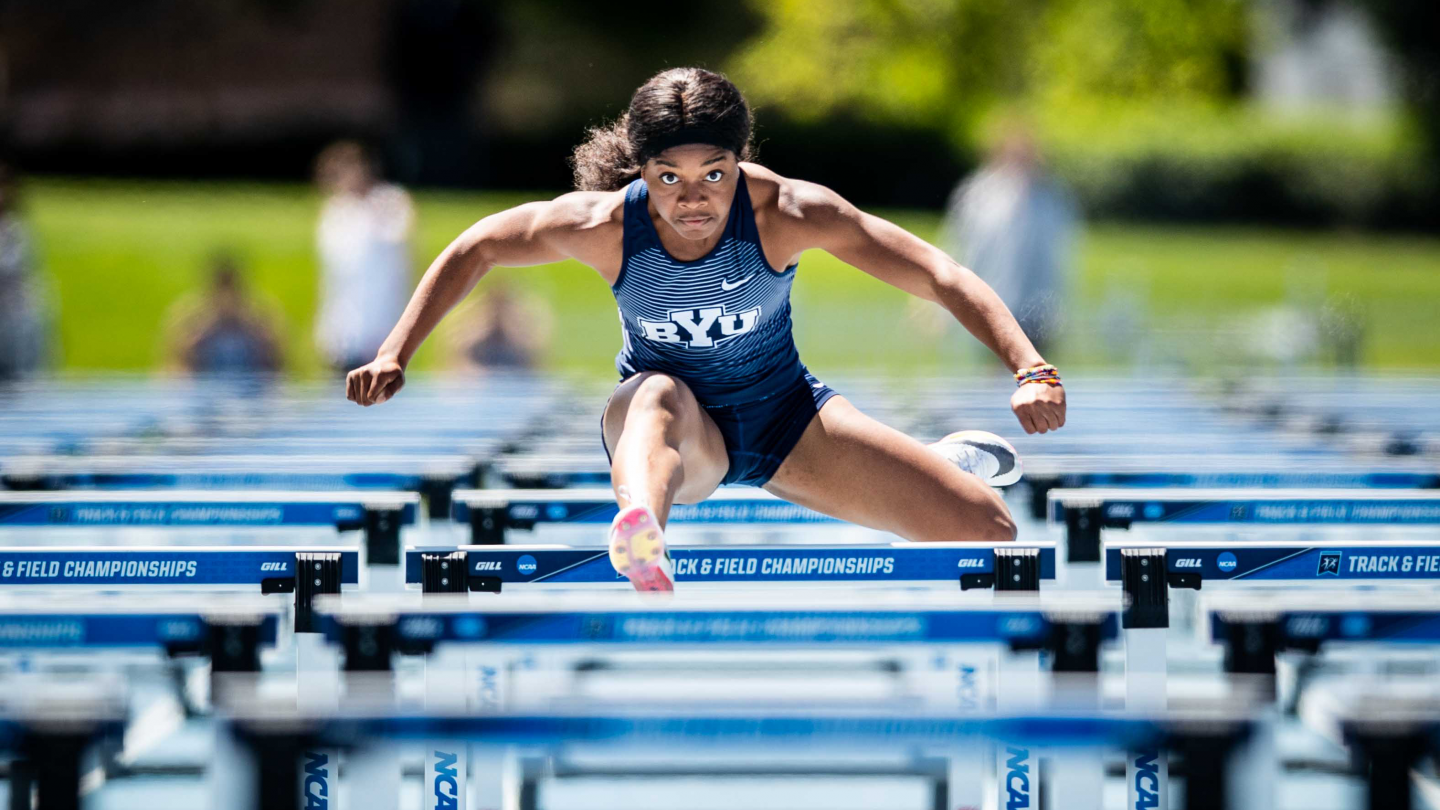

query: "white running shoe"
xmin=608 ymin=505 xmax=675 ymax=592
xmin=930 ymin=430 xmax=1023 ymax=487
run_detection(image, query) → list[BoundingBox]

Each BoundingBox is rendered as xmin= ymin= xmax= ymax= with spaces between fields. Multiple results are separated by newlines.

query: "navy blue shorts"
xmin=601 ymin=370 xmax=838 ymax=488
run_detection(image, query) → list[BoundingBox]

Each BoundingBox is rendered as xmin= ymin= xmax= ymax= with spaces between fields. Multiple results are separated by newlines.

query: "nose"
xmin=678 ymin=182 xmax=704 ymax=207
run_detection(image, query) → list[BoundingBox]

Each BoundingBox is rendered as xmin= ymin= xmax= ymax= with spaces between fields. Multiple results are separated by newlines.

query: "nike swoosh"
xmin=720 ymin=275 xmax=755 ymax=292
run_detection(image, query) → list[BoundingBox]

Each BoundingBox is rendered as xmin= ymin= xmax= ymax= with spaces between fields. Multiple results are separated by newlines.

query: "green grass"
xmin=23 ymin=177 xmax=1440 ymax=378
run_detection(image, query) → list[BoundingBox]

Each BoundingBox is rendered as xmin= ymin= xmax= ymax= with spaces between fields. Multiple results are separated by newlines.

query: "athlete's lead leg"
xmin=602 ymin=372 xmax=728 ymax=590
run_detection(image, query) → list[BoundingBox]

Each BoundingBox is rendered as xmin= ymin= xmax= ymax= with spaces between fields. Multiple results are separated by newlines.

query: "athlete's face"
xmin=643 ymin=145 xmax=738 ymax=242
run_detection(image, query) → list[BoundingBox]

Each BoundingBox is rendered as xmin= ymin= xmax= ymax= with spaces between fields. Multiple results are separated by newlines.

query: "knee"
xmin=989 ymin=507 xmax=1019 ymax=543
xmin=974 ymin=495 xmax=1018 ymax=543
xmin=628 ymin=373 xmax=690 ymax=417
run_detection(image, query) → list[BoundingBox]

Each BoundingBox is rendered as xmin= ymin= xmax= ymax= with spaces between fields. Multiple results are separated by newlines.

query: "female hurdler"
xmin=347 ymin=68 xmax=1067 ymax=591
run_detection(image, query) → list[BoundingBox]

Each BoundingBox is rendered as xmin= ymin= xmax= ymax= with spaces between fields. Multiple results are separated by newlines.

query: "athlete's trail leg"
xmin=765 ymin=396 xmax=1017 ymax=543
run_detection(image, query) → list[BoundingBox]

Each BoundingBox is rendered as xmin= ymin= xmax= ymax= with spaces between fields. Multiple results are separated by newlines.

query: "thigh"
xmin=602 ymin=372 xmax=730 ymax=504
xmin=764 ymin=396 xmax=1016 ymax=543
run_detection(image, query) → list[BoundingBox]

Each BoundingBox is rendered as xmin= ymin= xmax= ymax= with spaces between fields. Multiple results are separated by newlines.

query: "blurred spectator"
xmin=0 ymin=163 xmax=49 ymax=381
xmin=164 ymin=254 xmax=283 ymax=376
xmin=939 ymin=122 xmax=1078 ymax=357
xmin=313 ymin=141 xmax=414 ymax=373
xmin=446 ymin=281 xmax=552 ymax=373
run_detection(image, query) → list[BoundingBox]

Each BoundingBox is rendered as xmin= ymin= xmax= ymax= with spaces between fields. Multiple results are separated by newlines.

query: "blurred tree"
xmin=1353 ymin=0 xmax=1440 ymax=194
xmin=730 ymin=0 xmax=1248 ymax=147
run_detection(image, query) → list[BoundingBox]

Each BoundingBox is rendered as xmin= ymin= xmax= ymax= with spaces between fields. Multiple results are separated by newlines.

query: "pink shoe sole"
xmin=608 ymin=506 xmax=674 ymax=592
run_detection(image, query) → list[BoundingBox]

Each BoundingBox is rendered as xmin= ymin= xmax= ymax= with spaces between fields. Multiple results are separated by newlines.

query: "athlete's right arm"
xmin=347 ymin=194 xmax=615 ymax=406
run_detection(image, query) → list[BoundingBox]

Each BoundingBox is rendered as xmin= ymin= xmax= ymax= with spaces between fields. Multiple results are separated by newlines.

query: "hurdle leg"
xmin=1126 ymin=627 xmax=1169 ymax=810
xmin=342 ymin=742 xmax=402 ymax=810
xmin=466 ymin=649 xmax=514 ymax=810
xmin=425 ymin=645 xmax=468 ymax=810
xmin=924 ymin=645 xmax=994 ymax=810
xmin=295 ymin=633 xmax=344 ymax=810
xmin=993 ymin=647 xmax=1043 ymax=810
xmin=209 ymin=723 xmax=257 ymax=810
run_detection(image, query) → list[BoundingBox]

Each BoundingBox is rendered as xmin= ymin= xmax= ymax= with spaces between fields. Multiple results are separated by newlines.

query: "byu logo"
xmin=638 ymin=305 xmax=761 ymax=348
xmin=1318 ymin=551 xmax=1341 ymax=576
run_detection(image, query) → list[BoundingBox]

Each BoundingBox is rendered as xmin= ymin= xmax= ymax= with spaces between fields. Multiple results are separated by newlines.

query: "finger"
xmin=387 ymin=375 xmax=405 ymax=401
xmin=1017 ymin=408 xmax=1038 ymax=435
xmin=377 ymin=376 xmax=401 ymax=404
xmin=346 ymin=371 xmax=359 ymax=403
xmin=1037 ymin=406 xmax=1058 ymax=432
xmin=366 ymin=370 xmax=387 ymax=405
xmin=1046 ymin=409 xmax=1062 ymax=432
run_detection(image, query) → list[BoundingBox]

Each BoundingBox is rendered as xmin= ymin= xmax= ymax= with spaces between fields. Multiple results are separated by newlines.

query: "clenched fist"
xmin=346 ymin=356 xmax=406 ymax=407
xmin=1011 ymin=381 xmax=1066 ymax=434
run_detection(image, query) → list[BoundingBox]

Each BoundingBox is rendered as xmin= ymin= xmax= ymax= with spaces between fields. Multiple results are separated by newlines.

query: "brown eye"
xmin=705 ymin=170 xmax=723 ymax=182
xmin=660 ymin=173 xmax=680 ymax=185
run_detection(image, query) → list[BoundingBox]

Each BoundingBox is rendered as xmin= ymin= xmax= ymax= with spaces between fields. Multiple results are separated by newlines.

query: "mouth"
xmin=677 ymin=216 xmax=711 ymax=228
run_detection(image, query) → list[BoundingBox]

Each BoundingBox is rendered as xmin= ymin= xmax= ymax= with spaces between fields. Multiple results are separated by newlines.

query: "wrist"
xmin=1014 ymin=363 xmax=1062 ymax=387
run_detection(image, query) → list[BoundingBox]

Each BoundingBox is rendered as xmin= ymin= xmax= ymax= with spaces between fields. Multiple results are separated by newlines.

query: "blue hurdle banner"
xmin=1211 ymin=606 xmax=1440 ymax=647
xmin=0 ymin=547 xmax=361 ymax=587
xmin=0 ymin=492 xmax=417 ymax=528
xmin=405 ymin=543 xmax=1056 ymax=592
xmin=0 ymin=491 xmax=418 ymax=566
xmin=226 ymin=708 xmax=1259 ymax=810
xmin=1104 ymin=540 xmax=1440 ymax=585
xmin=1021 ymin=466 xmax=1440 ymax=521
xmin=0 ymin=547 xmax=359 ymax=633
xmin=322 ymin=605 xmax=1117 ymax=650
xmin=1202 ymin=594 xmax=1440 ymax=700
xmin=1051 ymin=489 xmax=1440 ymax=527
xmin=23 ymin=471 xmax=427 ymax=492
xmin=0 ymin=455 xmax=478 ymax=520
xmin=451 ymin=488 xmax=838 ymax=544
xmin=0 ymin=610 xmax=278 ymax=651
xmin=304 ymin=711 xmax=1175 ymax=749
xmin=1051 ymin=488 xmax=1440 ymax=564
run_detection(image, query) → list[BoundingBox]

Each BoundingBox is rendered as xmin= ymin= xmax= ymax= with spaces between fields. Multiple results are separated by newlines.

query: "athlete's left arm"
xmin=784 ymin=179 xmax=1065 ymax=433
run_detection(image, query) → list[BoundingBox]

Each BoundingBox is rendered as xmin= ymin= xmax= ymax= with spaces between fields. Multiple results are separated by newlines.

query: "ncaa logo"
xmin=1216 ymin=552 xmax=1238 ymax=573
xmin=1340 ymin=613 xmax=1371 ymax=637
xmin=1318 ymin=551 xmax=1341 ymax=576
xmin=453 ymin=616 xmax=486 ymax=639
xmin=545 ymin=504 xmax=569 ymax=520
xmin=1143 ymin=503 xmax=1164 ymax=520
xmin=638 ymin=305 xmax=762 ymax=348
xmin=516 ymin=555 xmax=538 ymax=575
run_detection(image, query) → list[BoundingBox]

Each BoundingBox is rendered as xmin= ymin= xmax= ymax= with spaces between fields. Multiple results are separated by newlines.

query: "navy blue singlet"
xmin=613 ymin=169 xmax=804 ymax=405
xmin=604 ymin=169 xmax=837 ymax=487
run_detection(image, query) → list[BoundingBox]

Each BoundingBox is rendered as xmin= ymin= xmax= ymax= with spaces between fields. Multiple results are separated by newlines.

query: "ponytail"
xmin=571 ymin=112 xmax=641 ymax=192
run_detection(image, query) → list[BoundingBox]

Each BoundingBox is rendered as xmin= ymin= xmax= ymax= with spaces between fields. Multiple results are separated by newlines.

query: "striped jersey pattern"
xmin=612 ymin=170 xmax=804 ymax=404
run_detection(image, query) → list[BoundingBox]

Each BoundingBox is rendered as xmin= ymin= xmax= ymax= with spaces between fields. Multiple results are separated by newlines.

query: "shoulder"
xmin=532 ymin=189 xmax=626 ymax=232
xmin=741 ymin=162 xmax=857 ymax=234
xmin=519 ymin=190 xmax=626 ymax=253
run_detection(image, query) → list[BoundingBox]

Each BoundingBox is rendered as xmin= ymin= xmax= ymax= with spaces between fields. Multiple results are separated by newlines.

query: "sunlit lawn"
xmin=26 ymin=177 xmax=1440 ymax=379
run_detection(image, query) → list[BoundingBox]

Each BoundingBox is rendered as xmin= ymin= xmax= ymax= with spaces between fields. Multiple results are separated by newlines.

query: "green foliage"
xmin=731 ymin=0 xmax=1428 ymax=226
xmin=733 ymin=0 xmax=1247 ymax=131
xmin=1030 ymin=102 xmax=1428 ymax=226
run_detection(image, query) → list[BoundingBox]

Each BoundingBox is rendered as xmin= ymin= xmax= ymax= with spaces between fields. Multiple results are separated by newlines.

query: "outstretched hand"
xmin=1011 ymin=382 xmax=1066 ymax=434
xmin=346 ymin=356 xmax=406 ymax=407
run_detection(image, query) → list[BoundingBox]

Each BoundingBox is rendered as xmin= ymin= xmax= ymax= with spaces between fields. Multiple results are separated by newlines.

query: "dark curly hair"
xmin=571 ymin=67 xmax=754 ymax=192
